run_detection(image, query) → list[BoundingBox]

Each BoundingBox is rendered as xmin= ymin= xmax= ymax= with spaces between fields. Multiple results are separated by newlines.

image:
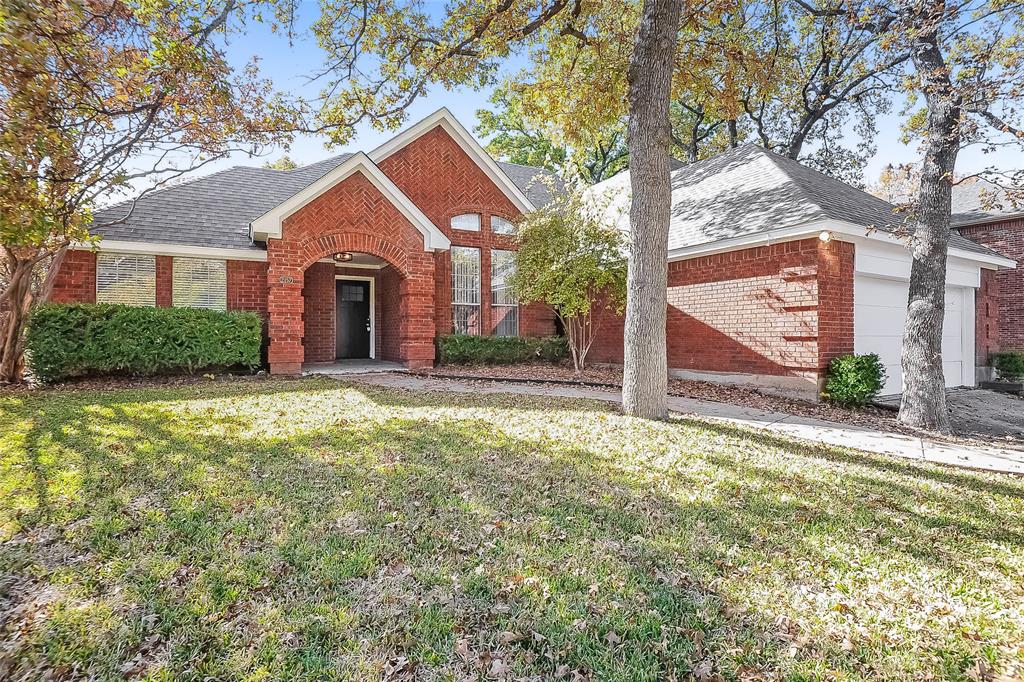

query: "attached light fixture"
xmin=332 ymin=252 xmax=354 ymax=263
xmin=818 ymin=230 xmax=833 ymax=243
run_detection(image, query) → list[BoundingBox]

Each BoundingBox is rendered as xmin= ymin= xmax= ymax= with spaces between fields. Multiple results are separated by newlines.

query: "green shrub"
xmin=26 ymin=303 xmax=262 ymax=383
xmin=437 ymin=334 xmax=567 ymax=365
xmin=822 ymin=353 xmax=887 ymax=407
xmin=992 ymin=351 xmax=1024 ymax=382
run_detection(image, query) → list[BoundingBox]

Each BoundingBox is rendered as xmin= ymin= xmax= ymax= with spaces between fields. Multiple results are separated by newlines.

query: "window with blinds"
xmin=173 ymin=258 xmax=227 ymax=310
xmin=451 ymin=246 xmax=480 ymax=334
xmin=491 ymin=249 xmax=518 ymax=336
xmin=491 ymin=216 xmax=516 ymax=235
xmin=96 ymin=254 xmax=156 ymax=306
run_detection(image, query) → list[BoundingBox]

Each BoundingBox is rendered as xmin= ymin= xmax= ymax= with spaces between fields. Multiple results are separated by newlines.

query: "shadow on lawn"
xmin=2 ymin=379 xmax=1022 ymax=680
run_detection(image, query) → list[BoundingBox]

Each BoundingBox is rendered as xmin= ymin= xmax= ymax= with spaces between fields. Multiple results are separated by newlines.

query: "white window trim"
xmin=96 ymin=252 xmax=156 ymax=306
xmin=490 ymin=248 xmax=519 ymax=336
xmin=451 ymin=246 xmax=481 ymax=335
xmin=451 ymin=213 xmax=481 ymax=232
xmin=491 ymin=216 xmax=516 ymax=236
xmin=335 ymin=274 xmax=375 ymax=359
xmin=172 ymin=257 xmax=227 ymax=310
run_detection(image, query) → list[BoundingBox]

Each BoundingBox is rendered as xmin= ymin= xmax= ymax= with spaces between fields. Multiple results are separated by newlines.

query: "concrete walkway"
xmin=343 ymin=372 xmax=1024 ymax=476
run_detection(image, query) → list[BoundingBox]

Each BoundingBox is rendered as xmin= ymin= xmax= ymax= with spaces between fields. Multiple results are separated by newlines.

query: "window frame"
xmin=450 ymin=246 xmax=481 ymax=335
xmin=95 ymin=253 xmax=156 ymax=307
xmin=491 ymin=216 xmax=516 ymax=236
xmin=490 ymin=248 xmax=519 ymax=336
xmin=450 ymin=213 xmax=481 ymax=232
xmin=172 ymin=257 xmax=228 ymax=310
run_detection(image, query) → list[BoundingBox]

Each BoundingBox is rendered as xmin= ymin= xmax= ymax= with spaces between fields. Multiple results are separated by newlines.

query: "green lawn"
xmin=1 ymin=378 xmax=1022 ymax=681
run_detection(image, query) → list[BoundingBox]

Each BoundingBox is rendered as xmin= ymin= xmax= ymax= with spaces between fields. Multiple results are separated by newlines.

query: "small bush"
xmin=438 ymin=334 xmax=567 ymax=365
xmin=822 ymin=353 xmax=887 ymax=407
xmin=26 ymin=303 xmax=262 ymax=383
xmin=992 ymin=351 xmax=1024 ymax=382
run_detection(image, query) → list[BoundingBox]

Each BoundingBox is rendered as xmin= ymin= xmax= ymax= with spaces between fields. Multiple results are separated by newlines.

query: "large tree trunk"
xmin=622 ymin=0 xmax=683 ymax=419
xmin=0 ymin=255 xmax=36 ymax=383
xmin=898 ymin=2 xmax=959 ymax=432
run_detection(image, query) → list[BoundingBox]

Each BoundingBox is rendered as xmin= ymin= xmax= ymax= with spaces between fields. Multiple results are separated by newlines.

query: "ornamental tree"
xmin=0 ymin=0 xmax=297 ymax=382
xmin=510 ymin=188 xmax=627 ymax=374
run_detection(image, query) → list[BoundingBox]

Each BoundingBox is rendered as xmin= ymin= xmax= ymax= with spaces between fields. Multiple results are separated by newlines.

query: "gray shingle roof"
xmin=92 ymin=155 xmax=560 ymax=251
xmin=950 ymin=178 xmax=1024 ymax=227
xmin=595 ymin=144 xmax=1000 ymax=259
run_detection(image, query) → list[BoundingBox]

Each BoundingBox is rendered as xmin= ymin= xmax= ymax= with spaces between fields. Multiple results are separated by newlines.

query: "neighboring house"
xmin=949 ymin=179 xmax=1024 ymax=369
xmin=51 ymin=108 xmax=560 ymax=373
xmin=586 ymin=145 xmax=1015 ymax=397
xmin=48 ymin=110 xmax=1015 ymax=398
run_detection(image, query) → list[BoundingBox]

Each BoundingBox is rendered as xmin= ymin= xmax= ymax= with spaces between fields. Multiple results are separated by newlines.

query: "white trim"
xmin=73 ymin=240 xmax=268 ymax=261
xmin=665 ymin=218 xmax=1018 ymax=269
xmin=250 ymin=152 xmax=451 ymax=252
xmin=368 ymin=108 xmax=534 ymax=214
xmin=335 ymin=274 xmax=376 ymax=360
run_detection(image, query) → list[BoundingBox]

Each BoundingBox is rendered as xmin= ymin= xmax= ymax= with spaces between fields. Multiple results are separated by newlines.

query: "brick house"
xmin=949 ymin=179 xmax=1024 ymax=372
xmin=50 ymin=109 xmax=1015 ymax=397
xmin=586 ymin=146 xmax=1015 ymax=396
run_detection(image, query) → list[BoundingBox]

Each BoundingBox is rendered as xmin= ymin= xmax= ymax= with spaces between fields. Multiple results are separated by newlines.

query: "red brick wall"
xmin=303 ymin=262 xmax=336 ymax=363
xmin=957 ymin=217 xmax=1023 ymax=351
xmin=976 ymin=267 xmax=1000 ymax=364
xmin=49 ymin=250 xmax=96 ymax=303
xmin=589 ymin=237 xmax=855 ymax=380
xmin=377 ymin=125 xmax=556 ymax=338
xmin=156 ymin=256 xmax=173 ymax=307
xmin=816 ymin=240 xmax=856 ymax=370
xmin=266 ymin=170 xmax=437 ymax=374
xmin=227 ymin=260 xmax=269 ymax=314
xmin=379 ymin=266 xmax=403 ymax=361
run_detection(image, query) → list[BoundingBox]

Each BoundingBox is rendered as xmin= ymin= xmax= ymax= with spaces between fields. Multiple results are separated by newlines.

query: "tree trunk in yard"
xmin=898 ymin=3 xmax=959 ymax=432
xmin=622 ymin=0 xmax=684 ymax=419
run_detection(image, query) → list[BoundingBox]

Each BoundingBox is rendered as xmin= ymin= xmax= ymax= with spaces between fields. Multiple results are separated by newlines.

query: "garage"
xmin=854 ymin=274 xmax=974 ymax=395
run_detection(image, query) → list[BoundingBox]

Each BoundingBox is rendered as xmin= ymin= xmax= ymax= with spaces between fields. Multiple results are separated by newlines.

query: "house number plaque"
xmin=278 ymin=275 xmax=295 ymax=284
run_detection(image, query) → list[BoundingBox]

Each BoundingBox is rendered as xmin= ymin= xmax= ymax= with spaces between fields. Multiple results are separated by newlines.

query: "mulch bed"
xmin=415 ymin=363 xmax=1023 ymax=451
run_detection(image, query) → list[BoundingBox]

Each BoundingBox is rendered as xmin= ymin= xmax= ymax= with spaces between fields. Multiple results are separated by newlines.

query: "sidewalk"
xmin=339 ymin=372 xmax=1024 ymax=475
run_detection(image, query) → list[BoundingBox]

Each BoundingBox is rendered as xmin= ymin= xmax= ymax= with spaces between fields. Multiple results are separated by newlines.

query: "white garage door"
xmin=854 ymin=275 xmax=971 ymax=395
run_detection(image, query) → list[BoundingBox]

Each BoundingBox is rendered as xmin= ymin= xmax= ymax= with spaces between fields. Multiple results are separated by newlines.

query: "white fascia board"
xmin=368 ymin=107 xmax=535 ymax=215
xmin=73 ymin=239 xmax=268 ymax=261
xmin=249 ymin=152 xmax=450 ymax=252
xmin=665 ymin=218 xmax=1017 ymax=269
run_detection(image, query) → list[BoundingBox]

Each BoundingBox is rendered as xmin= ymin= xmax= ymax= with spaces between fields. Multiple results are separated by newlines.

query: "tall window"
xmin=491 ymin=249 xmax=518 ymax=336
xmin=451 ymin=246 xmax=480 ymax=334
xmin=96 ymin=254 xmax=156 ymax=306
xmin=450 ymin=213 xmax=481 ymax=232
xmin=491 ymin=216 xmax=516 ymax=235
xmin=173 ymin=258 xmax=227 ymax=310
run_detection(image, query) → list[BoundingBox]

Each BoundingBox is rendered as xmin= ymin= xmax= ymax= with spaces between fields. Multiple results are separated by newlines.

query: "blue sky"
xmin=196 ymin=3 xmax=1017 ymax=187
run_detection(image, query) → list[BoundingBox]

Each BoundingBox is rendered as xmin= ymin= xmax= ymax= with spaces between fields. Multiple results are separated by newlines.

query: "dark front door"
xmin=336 ymin=280 xmax=371 ymax=359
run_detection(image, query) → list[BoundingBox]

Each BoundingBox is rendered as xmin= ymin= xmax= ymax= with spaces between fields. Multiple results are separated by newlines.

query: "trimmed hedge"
xmin=822 ymin=353 xmax=887 ymax=407
xmin=992 ymin=351 xmax=1024 ymax=382
xmin=26 ymin=303 xmax=262 ymax=383
xmin=438 ymin=334 xmax=567 ymax=365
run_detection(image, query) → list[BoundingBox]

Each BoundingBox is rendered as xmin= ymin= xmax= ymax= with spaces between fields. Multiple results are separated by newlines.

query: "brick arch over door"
xmin=265 ymin=170 xmax=437 ymax=374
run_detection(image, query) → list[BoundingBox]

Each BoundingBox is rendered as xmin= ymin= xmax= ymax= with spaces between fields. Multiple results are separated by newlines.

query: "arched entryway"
xmin=266 ymin=232 xmax=437 ymax=375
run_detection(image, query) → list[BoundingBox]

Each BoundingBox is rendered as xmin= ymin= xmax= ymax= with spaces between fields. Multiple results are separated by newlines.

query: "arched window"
xmin=491 ymin=216 xmax=516 ymax=235
xmin=450 ymin=213 xmax=481 ymax=232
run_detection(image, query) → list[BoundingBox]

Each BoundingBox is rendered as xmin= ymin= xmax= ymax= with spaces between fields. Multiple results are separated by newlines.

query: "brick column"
xmin=267 ymin=262 xmax=305 ymax=375
xmin=400 ymin=255 xmax=437 ymax=368
xmin=156 ymin=256 xmax=174 ymax=307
